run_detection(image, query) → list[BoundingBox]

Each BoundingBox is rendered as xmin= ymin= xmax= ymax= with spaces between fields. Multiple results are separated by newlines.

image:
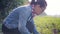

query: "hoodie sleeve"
xmin=18 ymin=7 xmax=31 ymax=34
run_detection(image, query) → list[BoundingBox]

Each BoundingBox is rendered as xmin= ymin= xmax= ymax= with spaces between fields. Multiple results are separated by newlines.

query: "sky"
xmin=29 ymin=0 xmax=60 ymax=16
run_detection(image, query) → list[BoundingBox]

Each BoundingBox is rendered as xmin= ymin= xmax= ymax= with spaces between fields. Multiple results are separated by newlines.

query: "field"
xmin=0 ymin=16 xmax=60 ymax=34
xmin=34 ymin=16 xmax=60 ymax=34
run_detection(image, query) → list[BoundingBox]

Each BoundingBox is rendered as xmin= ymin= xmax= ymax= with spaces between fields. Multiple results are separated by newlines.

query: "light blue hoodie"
xmin=3 ymin=5 xmax=39 ymax=34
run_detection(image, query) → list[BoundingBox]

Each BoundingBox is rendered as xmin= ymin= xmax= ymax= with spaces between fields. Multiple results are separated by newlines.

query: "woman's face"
xmin=33 ymin=4 xmax=45 ymax=15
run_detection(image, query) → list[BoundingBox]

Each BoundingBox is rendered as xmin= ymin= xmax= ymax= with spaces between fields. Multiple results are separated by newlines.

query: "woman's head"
xmin=31 ymin=0 xmax=47 ymax=15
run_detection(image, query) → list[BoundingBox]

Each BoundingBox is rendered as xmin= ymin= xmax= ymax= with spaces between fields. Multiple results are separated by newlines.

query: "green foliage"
xmin=34 ymin=16 xmax=60 ymax=34
xmin=0 ymin=0 xmax=28 ymax=23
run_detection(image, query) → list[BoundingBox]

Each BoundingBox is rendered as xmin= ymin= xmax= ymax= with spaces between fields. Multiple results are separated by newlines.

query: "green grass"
xmin=34 ymin=16 xmax=60 ymax=34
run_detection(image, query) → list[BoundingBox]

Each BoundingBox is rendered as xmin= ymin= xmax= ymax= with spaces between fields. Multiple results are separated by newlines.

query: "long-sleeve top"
xmin=3 ymin=5 xmax=39 ymax=34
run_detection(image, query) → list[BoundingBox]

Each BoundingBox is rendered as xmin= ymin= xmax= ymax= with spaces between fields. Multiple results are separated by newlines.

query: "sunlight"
xmin=29 ymin=0 xmax=60 ymax=16
xmin=45 ymin=0 xmax=60 ymax=16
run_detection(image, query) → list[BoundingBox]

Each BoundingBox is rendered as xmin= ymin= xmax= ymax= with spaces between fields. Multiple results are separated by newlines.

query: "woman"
xmin=2 ymin=0 xmax=47 ymax=34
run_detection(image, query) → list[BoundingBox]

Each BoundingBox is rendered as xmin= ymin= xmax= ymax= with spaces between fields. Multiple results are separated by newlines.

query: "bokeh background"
xmin=0 ymin=0 xmax=60 ymax=34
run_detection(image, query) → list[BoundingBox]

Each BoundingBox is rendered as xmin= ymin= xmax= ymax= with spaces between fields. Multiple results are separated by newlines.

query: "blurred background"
xmin=0 ymin=0 xmax=60 ymax=34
